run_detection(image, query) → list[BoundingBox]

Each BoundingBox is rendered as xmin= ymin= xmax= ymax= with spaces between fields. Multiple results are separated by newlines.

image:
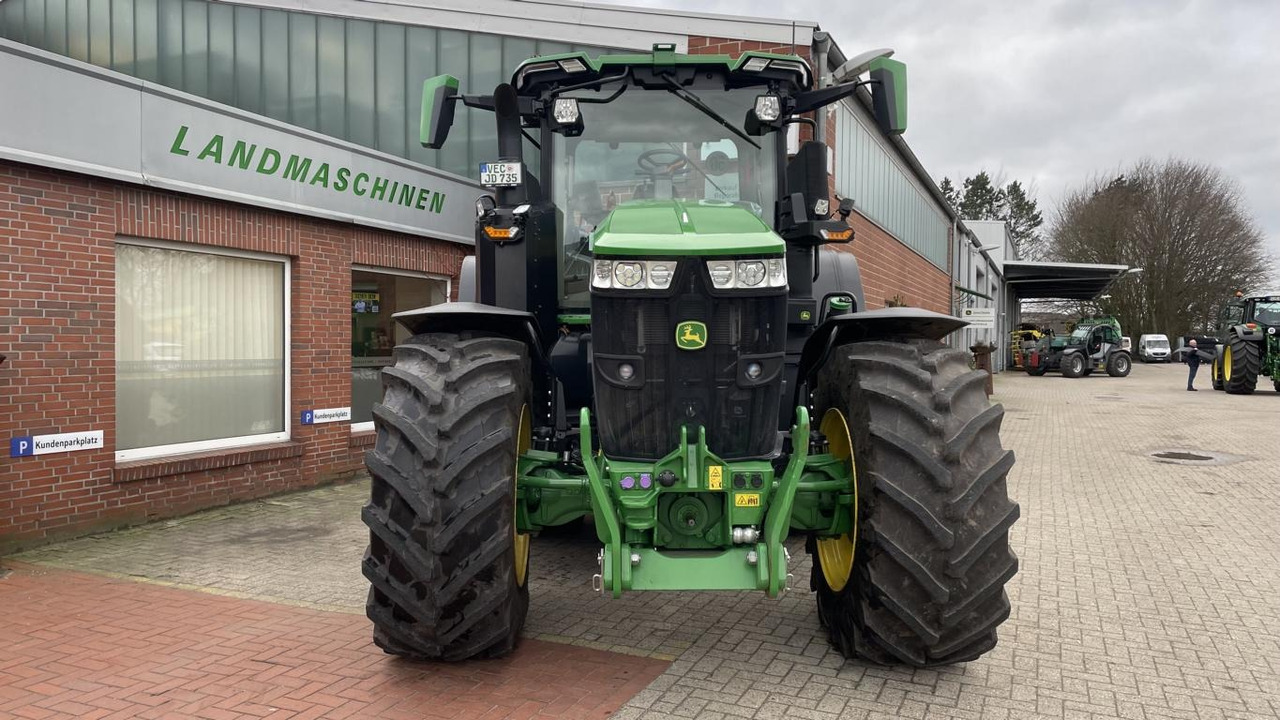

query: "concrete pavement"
xmin=6 ymin=360 xmax=1280 ymax=719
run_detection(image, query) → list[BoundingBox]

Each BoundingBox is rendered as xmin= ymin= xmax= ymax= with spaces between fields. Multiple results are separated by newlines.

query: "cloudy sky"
xmin=613 ymin=0 xmax=1280 ymax=254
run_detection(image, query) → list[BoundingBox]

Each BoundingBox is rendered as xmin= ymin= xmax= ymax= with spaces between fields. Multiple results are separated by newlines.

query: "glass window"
xmin=116 ymin=242 xmax=288 ymax=459
xmin=1253 ymin=301 xmax=1280 ymax=326
xmin=351 ymin=269 xmax=449 ymax=426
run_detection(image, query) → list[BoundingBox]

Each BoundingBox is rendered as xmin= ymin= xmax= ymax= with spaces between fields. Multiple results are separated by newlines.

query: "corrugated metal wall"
xmin=833 ymin=100 xmax=950 ymax=269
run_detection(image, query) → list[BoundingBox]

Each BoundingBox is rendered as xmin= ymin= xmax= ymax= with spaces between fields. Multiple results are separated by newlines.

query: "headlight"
xmin=708 ymin=261 xmax=735 ymax=288
xmin=613 ymin=262 xmax=644 ymax=288
xmin=754 ymin=95 xmax=781 ymax=122
xmin=592 ymin=260 xmax=679 ymax=290
xmin=553 ymin=98 xmax=580 ymax=124
xmin=766 ymin=258 xmax=787 ymax=287
xmin=704 ymin=258 xmax=785 ymax=290
xmin=594 ymin=260 xmax=612 ymax=285
xmin=648 ymin=262 xmax=674 ymax=289
xmin=737 ymin=260 xmax=766 ymax=287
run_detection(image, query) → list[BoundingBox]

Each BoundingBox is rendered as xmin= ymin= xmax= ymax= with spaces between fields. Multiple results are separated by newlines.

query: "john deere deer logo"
xmin=676 ymin=321 xmax=708 ymax=350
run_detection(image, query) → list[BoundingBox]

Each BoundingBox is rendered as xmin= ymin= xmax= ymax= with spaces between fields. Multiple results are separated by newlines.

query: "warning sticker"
xmin=735 ymin=493 xmax=761 ymax=507
xmin=707 ymin=465 xmax=723 ymax=490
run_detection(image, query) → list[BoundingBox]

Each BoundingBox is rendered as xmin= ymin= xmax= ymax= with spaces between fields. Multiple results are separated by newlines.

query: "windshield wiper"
xmin=659 ymin=75 xmax=760 ymax=150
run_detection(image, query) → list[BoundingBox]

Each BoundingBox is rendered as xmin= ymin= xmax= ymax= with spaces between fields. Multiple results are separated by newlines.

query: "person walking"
xmin=1184 ymin=339 xmax=1201 ymax=391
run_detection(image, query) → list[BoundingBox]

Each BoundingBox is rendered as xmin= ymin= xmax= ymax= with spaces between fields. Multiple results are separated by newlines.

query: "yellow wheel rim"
xmin=816 ymin=408 xmax=858 ymax=593
xmin=1224 ymin=347 xmax=1232 ymax=382
xmin=1212 ymin=359 xmax=1218 ymax=381
xmin=514 ymin=404 xmax=531 ymax=587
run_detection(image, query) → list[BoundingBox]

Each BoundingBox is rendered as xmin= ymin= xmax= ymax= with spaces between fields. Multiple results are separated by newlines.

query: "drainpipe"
xmin=812 ymin=31 xmax=832 ymax=144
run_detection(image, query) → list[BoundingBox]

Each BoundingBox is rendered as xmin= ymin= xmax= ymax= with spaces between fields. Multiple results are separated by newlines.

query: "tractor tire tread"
xmin=362 ymin=332 xmax=530 ymax=661
xmin=810 ymin=339 xmax=1019 ymax=667
xmin=1224 ymin=331 xmax=1261 ymax=394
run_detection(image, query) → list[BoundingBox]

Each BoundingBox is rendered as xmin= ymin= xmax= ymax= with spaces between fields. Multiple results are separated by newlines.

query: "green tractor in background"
xmin=361 ymin=44 xmax=1019 ymax=667
xmin=1209 ymin=291 xmax=1280 ymax=393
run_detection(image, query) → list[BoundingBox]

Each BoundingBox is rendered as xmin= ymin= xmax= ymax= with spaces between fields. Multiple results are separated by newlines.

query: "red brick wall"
xmin=687 ymin=35 xmax=952 ymax=314
xmin=1 ymin=160 xmax=465 ymax=551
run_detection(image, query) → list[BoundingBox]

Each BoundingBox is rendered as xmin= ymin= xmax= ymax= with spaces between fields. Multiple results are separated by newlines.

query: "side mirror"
xmin=868 ymin=58 xmax=907 ymax=135
xmin=420 ymin=75 xmax=460 ymax=149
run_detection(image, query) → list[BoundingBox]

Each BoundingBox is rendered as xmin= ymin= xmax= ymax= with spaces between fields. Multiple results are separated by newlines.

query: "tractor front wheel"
xmin=1061 ymin=353 xmax=1087 ymax=378
xmin=362 ymin=333 xmax=531 ymax=661
xmin=1211 ymin=355 xmax=1225 ymax=391
xmin=1106 ymin=352 xmax=1131 ymax=377
xmin=808 ymin=340 xmax=1020 ymax=666
xmin=1223 ymin=331 xmax=1260 ymax=394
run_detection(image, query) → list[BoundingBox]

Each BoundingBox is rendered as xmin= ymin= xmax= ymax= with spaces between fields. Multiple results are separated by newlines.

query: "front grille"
xmin=592 ymin=261 xmax=786 ymax=460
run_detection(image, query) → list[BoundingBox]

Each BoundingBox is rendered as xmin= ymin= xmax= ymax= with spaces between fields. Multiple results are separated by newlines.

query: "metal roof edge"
xmin=1003 ymin=261 xmax=1130 ymax=271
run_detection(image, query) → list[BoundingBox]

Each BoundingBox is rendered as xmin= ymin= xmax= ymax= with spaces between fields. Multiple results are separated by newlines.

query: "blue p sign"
xmin=10 ymin=436 xmax=33 ymax=457
xmin=301 ymin=410 xmax=314 ymax=425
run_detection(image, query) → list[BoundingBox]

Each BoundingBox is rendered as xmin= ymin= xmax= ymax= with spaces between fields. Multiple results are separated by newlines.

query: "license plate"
xmin=479 ymin=162 xmax=522 ymax=187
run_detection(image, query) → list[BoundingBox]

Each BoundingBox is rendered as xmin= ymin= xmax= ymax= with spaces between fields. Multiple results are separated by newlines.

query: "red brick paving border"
xmin=0 ymin=564 xmax=668 ymax=719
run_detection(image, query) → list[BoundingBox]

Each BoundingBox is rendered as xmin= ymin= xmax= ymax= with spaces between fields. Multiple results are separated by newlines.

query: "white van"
xmin=1138 ymin=334 xmax=1171 ymax=362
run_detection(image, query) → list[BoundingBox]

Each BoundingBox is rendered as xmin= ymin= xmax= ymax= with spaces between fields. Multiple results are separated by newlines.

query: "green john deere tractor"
xmin=361 ymin=44 xmax=1019 ymax=667
xmin=1209 ymin=291 xmax=1280 ymax=393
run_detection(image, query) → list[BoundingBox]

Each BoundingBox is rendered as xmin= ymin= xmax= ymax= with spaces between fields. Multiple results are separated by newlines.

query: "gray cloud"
xmin=613 ymin=0 xmax=1280 ymax=255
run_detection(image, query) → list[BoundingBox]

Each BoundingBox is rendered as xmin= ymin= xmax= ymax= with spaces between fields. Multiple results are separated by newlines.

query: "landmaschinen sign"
xmin=0 ymin=40 xmax=480 ymax=244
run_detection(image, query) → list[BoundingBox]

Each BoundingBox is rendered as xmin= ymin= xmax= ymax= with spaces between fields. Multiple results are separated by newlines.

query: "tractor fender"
xmin=1229 ymin=323 xmax=1265 ymax=341
xmin=812 ymin=248 xmax=867 ymax=317
xmin=393 ymin=302 xmax=548 ymax=374
xmin=795 ymin=307 xmax=967 ymax=388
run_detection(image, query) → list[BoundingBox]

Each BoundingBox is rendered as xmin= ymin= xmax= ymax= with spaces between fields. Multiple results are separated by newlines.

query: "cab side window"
xmin=1222 ymin=305 xmax=1245 ymax=327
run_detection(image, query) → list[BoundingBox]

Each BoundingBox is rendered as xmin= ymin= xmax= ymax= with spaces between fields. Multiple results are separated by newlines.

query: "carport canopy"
xmin=1003 ymin=261 xmax=1132 ymax=300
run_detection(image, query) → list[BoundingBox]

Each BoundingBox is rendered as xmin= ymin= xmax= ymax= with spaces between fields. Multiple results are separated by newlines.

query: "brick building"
xmin=2 ymin=0 xmax=970 ymax=550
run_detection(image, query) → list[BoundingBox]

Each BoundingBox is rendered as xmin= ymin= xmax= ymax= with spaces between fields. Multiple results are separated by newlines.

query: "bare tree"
xmin=1048 ymin=159 xmax=1271 ymax=339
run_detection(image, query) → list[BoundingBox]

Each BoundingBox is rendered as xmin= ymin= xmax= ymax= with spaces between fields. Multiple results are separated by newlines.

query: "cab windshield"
xmin=1254 ymin=301 xmax=1280 ymax=325
xmin=552 ymin=83 xmax=779 ymax=306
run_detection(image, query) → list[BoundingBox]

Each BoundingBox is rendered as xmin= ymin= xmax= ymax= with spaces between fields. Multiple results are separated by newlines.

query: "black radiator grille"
xmin=592 ymin=261 xmax=786 ymax=460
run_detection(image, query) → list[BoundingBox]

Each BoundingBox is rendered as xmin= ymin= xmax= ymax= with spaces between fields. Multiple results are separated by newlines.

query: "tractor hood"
xmin=590 ymin=200 xmax=785 ymax=257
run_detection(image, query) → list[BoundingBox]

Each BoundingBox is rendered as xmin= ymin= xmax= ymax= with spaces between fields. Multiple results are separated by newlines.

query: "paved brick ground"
xmin=0 ymin=563 xmax=667 ymax=720
xmin=9 ymin=361 xmax=1280 ymax=719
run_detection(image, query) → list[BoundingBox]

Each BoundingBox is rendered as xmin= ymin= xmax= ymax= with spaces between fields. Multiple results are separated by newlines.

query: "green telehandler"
xmin=361 ymin=44 xmax=1019 ymax=667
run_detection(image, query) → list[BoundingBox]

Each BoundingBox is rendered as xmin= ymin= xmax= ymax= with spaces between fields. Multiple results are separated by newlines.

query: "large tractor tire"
xmin=1106 ymin=352 xmax=1132 ymax=377
xmin=1210 ymin=353 xmax=1225 ymax=391
xmin=1061 ymin=352 xmax=1087 ymax=378
xmin=1223 ymin=331 xmax=1261 ymax=394
xmin=362 ymin=333 xmax=532 ymax=661
xmin=808 ymin=340 xmax=1020 ymax=667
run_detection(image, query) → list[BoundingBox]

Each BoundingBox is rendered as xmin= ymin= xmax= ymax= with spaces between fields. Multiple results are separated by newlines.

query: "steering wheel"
xmin=637 ymin=148 xmax=692 ymax=175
